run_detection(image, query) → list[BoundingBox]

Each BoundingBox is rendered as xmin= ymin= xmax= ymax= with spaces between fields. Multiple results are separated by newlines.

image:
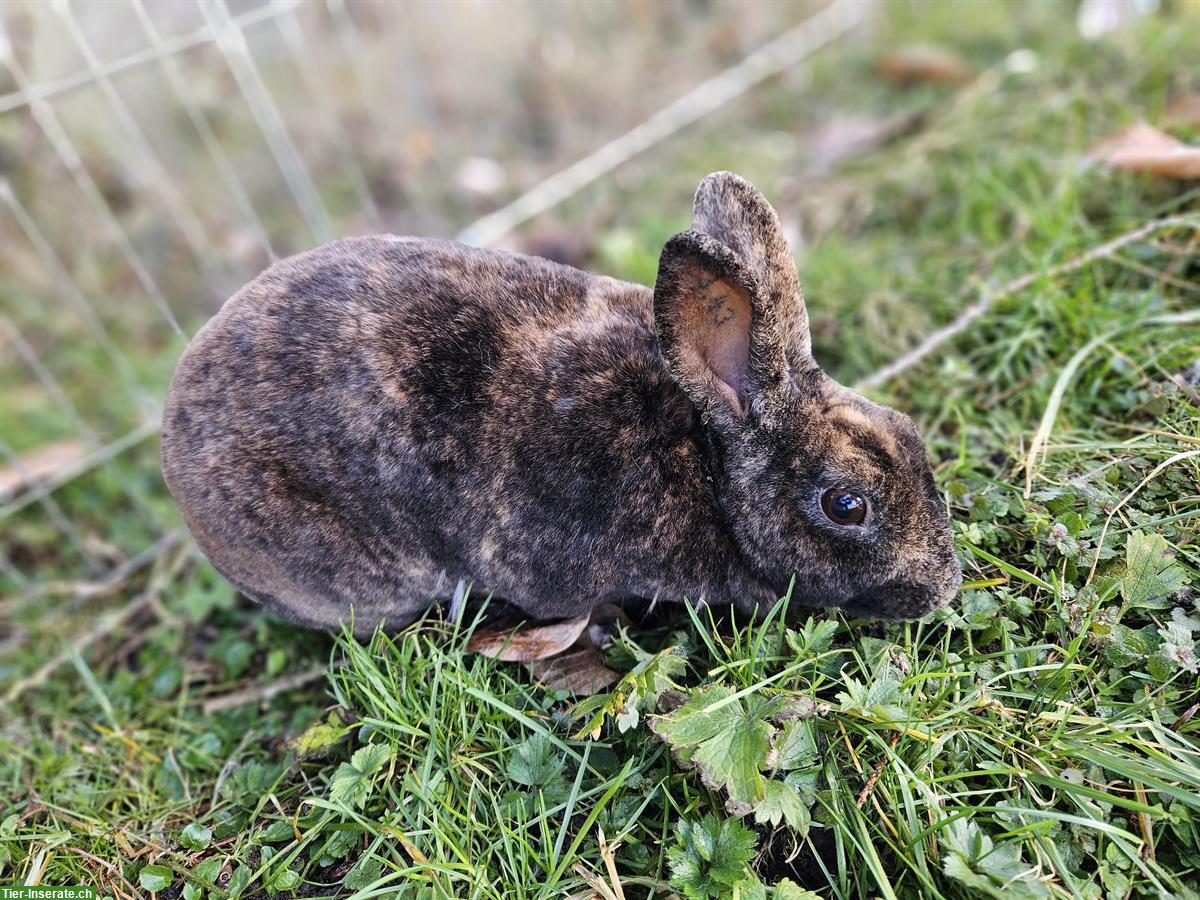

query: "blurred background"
xmin=3 ymin=1 xmax=1200 ymax=895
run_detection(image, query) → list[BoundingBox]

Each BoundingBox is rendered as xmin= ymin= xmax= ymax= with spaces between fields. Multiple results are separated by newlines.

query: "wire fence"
xmin=2 ymin=0 xmax=1190 ymax=610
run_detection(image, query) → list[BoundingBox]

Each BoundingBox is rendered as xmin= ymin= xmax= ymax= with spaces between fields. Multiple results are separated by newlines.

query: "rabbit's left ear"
xmin=654 ymin=173 xmax=810 ymax=431
xmin=690 ymin=172 xmax=811 ymax=365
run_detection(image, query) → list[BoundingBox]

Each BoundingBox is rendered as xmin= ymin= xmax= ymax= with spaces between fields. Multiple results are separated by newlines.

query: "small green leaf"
xmin=1121 ymin=531 xmax=1188 ymax=608
xmin=753 ymin=780 xmax=811 ymax=832
xmin=731 ymin=877 xmax=767 ymax=900
xmin=178 ymin=822 xmax=212 ymax=851
xmin=344 ymin=854 xmax=384 ymax=890
xmin=1147 ymin=651 xmax=1175 ymax=681
xmin=187 ymin=857 xmax=223 ymax=899
xmin=1104 ymin=624 xmax=1149 ymax=668
xmin=653 ymin=685 xmax=740 ymax=746
xmin=262 ymin=820 xmax=294 ymax=842
xmin=785 ymin=618 xmax=840 ymax=659
xmin=270 ymin=867 xmax=302 ymax=893
xmin=329 ymin=742 xmax=393 ymax=810
xmin=667 ymin=814 xmax=757 ymax=899
xmin=314 ymin=825 xmax=360 ymax=865
xmin=773 ymin=720 xmax=818 ymax=772
xmin=941 ymin=819 xmax=1051 ymax=898
xmin=192 ymin=858 xmax=223 ymax=882
xmin=571 ymin=644 xmax=687 ymax=738
xmin=351 ymin=742 xmax=393 ymax=775
xmin=773 ymin=878 xmax=823 ymax=899
xmin=227 ymin=863 xmax=252 ymax=896
xmin=691 ymin=713 xmax=772 ymax=811
xmin=836 ymin=676 xmax=907 ymax=721
xmin=506 ymin=733 xmax=566 ymax=788
xmin=139 ymin=864 xmax=174 ymax=893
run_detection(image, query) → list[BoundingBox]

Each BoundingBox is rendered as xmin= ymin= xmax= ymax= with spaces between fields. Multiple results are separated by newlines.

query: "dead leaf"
xmin=1163 ymin=93 xmax=1200 ymax=129
xmin=775 ymin=696 xmax=832 ymax=719
xmin=809 ymin=113 xmax=923 ymax=172
xmin=466 ymin=613 xmax=591 ymax=661
xmin=468 ymin=604 xmax=626 ymax=694
xmin=1088 ymin=122 xmax=1200 ymax=180
xmin=525 ymin=648 xmax=620 ymax=696
xmin=0 ymin=439 xmax=87 ymax=499
xmin=877 ymin=46 xmax=971 ymax=86
xmin=381 ymin=826 xmax=430 ymax=864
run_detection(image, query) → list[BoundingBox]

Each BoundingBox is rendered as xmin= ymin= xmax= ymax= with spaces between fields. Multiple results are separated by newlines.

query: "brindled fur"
xmin=162 ymin=173 xmax=961 ymax=635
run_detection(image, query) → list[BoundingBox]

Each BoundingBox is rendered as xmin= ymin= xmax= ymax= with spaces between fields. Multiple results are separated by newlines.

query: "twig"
xmin=855 ymin=213 xmax=1200 ymax=391
xmin=598 ymin=827 xmax=626 ymax=900
xmin=1133 ymin=781 xmax=1156 ymax=862
xmin=1111 ymin=252 xmax=1200 ymax=294
xmin=200 ymin=663 xmax=336 ymax=715
xmin=1085 ymin=448 xmax=1200 ymax=585
xmin=3 ymin=531 xmax=186 ymax=704
xmin=65 ymin=846 xmax=138 ymax=899
xmin=1093 ymin=420 xmax=1200 ymax=447
xmin=571 ymin=863 xmax=620 ymax=900
xmin=856 ymin=732 xmax=901 ymax=808
xmin=1024 ymin=309 xmax=1200 ymax=496
xmin=456 ymin=0 xmax=862 ymax=247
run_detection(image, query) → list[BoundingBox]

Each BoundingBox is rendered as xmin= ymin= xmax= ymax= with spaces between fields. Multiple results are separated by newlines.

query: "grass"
xmin=2 ymin=1 xmax=1200 ymax=897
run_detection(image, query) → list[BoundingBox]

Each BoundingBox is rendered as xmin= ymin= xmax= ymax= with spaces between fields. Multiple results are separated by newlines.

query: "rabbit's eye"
xmin=821 ymin=489 xmax=868 ymax=527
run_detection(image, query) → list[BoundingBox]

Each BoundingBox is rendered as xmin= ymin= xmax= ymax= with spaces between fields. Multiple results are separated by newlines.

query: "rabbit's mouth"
xmin=840 ymin=573 xmax=961 ymax=621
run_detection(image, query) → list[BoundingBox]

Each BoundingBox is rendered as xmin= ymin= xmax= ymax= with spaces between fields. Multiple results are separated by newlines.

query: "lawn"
xmin=1 ymin=2 xmax=1199 ymax=898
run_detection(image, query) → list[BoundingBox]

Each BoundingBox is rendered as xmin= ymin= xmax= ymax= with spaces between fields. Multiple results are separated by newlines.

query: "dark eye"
xmin=821 ymin=488 xmax=868 ymax=527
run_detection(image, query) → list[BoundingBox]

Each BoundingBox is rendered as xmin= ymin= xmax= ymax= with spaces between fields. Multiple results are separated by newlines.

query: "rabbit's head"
xmin=654 ymin=172 xmax=960 ymax=620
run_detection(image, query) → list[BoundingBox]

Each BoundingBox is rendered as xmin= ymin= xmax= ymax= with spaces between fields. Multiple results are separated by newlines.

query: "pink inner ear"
xmin=695 ymin=281 xmax=751 ymax=418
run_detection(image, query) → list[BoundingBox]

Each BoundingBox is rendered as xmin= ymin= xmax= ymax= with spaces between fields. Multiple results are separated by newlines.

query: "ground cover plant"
xmin=1 ymin=2 xmax=1198 ymax=898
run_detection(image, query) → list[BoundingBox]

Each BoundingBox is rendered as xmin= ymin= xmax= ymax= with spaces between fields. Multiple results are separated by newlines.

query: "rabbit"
xmin=161 ymin=172 xmax=961 ymax=636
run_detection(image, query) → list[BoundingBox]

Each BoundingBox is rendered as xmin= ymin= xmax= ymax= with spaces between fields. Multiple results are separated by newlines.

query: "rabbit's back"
xmin=162 ymin=237 xmax=723 ymax=631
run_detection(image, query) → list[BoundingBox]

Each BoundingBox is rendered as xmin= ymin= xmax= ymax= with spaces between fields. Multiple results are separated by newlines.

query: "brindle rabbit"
xmin=162 ymin=172 xmax=960 ymax=635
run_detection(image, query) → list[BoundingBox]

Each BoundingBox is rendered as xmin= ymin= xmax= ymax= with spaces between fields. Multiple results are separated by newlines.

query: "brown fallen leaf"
xmin=525 ymin=647 xmax=620 ymax=696
xmin=1088 ymin=121 xmax=1200 ymax=180
xmin=809 ymin=113 xmax=924 ymax=172
xmin=468 ymin=604 xmax=626 ymax=694
xmin=0 ymin=439 xmax=87 ymax=499
xmin=466 ymin=612 xmax=592 ymax=661
xmin=1163 ymin=93 xmax=1200 ymax=129
xmin=877 ymin=45 xmax=971 ymax=86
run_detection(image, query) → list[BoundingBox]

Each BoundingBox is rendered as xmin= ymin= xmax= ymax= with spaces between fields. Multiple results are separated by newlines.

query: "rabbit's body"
xmin=164 ymin=237 xmax=770 ymax=632
xmin=164 ymin=173 xmax=961 ymax=635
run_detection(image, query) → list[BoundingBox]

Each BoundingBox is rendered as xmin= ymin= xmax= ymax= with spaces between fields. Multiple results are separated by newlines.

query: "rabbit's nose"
xmin=843 ymin=579 xmax=948 ymax=621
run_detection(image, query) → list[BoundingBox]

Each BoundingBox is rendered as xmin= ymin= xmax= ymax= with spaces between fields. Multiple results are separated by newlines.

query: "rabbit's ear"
xmin=655 ymin=174 xmax=811 ymax=429
xmin=654 ymin=230 xmax=784 ymax=430
xmin=690 ymin=172 xmax=811 ymax=363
